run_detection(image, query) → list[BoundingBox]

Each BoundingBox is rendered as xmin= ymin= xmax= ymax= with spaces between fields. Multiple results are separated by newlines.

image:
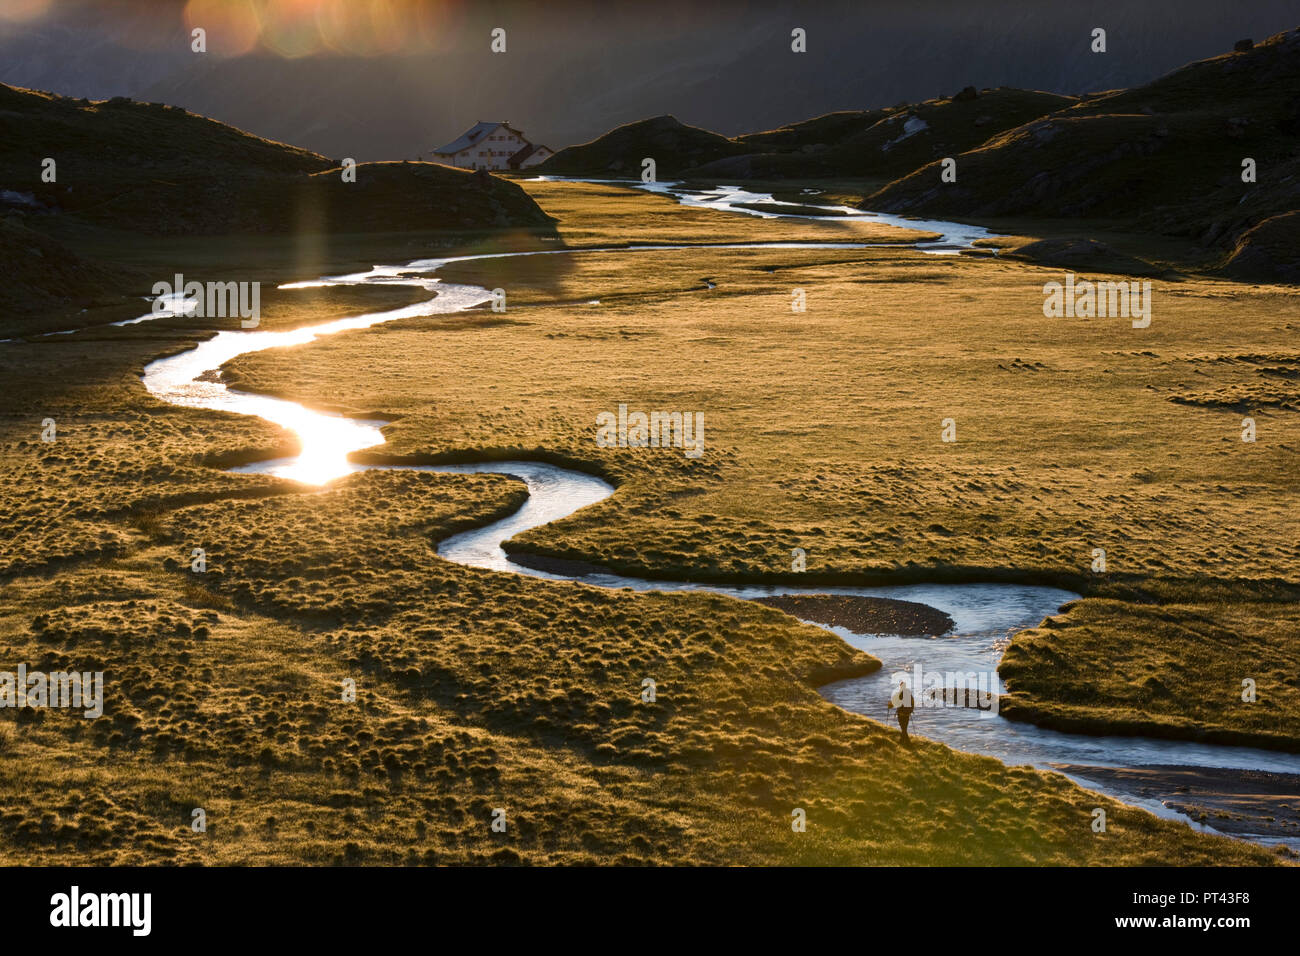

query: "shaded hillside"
xmin=693 ymin=89 xmax=1076 ymax=179
xmin=868 ymin=28 xmax=1300 ymax=279
xmin=538 ymin=115 xmax=748 ymax=177
xmin=0 ymin=215 xmax=144 ymax=320
xmin=293 ymin=162 xmax=555 ymax=233
xmin=1224 ymin=209 xmax=1300 ymax=282
xmin=0 ymin=83 xmax=553 ymax=236
xmin=539 ymin=90 xmax=1075 ymax=181
xmin=0 ymin=83 xmax=554 ymax=321
xmin=823 ymin=89 xmax=1076 ymax=177
xmin=735 ymin=110 xmax=888 ymax=150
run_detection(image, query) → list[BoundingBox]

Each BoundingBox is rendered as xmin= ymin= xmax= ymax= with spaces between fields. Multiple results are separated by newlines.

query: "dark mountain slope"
xmin=1 ymin=83 xmax=553 ymax=322
xmin=539 ymin=89 xmax=1075 ymax=181
xmin=0 ymin=83 xmax=552 ymax=236
xmin=867 ymin=28 xmax=1300 ymax=277
xmin=537 ymin=115 xmax=748 ymax=178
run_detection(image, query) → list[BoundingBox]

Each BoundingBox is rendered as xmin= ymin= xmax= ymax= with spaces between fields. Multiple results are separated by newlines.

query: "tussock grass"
xmin=0 ymin=179 xmax=1292 ymax=864
xmin=224 ymin=180 xmax=1300 ymax=750
xmin=0 ymin=482 xmax=1273 ymax=864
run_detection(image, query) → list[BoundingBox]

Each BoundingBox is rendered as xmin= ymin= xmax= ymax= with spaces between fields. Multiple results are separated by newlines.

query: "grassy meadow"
xmin=0 ymin=178 xmax=1294 ymax=864
xmin=227 ymin=180 xmax=1300 ymax=747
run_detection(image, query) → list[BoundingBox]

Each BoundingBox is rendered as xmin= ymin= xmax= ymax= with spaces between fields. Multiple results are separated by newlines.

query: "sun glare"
xmin=176 ymin=0 xmax=456 ymax=58
xmin=0 ymin=0 xmax=54 ymax=23
xmin=258 ymin=401 xmax=383 ymax=486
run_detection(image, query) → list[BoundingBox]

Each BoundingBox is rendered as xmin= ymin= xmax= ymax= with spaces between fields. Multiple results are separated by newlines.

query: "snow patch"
xmin=882 ymin=116 xmax=930 ymax=151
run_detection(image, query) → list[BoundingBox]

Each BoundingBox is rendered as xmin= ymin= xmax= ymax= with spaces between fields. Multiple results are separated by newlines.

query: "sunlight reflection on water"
xmin=129 ymin=203 xmax=1300 ymax=849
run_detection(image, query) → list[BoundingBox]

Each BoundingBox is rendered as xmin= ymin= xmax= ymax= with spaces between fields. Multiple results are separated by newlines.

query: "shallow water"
xmin=120 ymin=191 xmax=1300 ymax=848
xmin=424 ymin=461 xmax=1300 ymax=785
xmin=530 ymin=176 xmax=998 ymax=251
xmin=143 ymin=237 xmax=952 ymax=485
xmin=426 ymin=461 xmax=1300 ymax=846
xmin=143 ymin=278 xmax=492 ymax=484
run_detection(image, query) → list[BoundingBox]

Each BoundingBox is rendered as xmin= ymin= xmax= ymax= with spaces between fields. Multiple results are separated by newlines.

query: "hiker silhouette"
xmin=889 ymin=680 xmax=916 ymax=746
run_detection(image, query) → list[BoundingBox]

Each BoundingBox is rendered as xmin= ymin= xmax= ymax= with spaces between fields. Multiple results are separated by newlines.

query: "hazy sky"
xmin=2 ymin=0 xmax=1296 ymax=158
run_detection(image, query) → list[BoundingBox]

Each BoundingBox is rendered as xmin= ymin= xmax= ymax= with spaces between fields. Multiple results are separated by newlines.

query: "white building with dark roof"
xmin=429 ymin=121 xmax=553 ymax=171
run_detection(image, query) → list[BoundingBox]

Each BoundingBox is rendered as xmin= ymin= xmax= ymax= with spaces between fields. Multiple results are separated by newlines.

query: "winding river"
xmin=126 ymin=182 xmax=1300 ymax=849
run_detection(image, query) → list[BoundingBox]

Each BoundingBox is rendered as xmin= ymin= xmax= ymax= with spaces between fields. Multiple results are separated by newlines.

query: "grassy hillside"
xmin=539 ymin=91 xmax=1075 ymax=182
xmin=821 ymin=89 xmax=1075 ymax=177
xmin=0 ymin=83 xmax=552 ymax=235
xmin=0 ymin=216 xmax=144 ymax=320
xmin=1225 ymin=209 xmax=1300 ymax=282
xmin=869 ymin=28 xmax=1300 ymax=280
xmin=538 ymin=114 xmax=749 ymax=177
xmin=735 ymin=109 xmax=890 ymax=150
xmin=697 ymin=89 xmax=1073 ymax=180
xmin=0 ymin=83 xmax=554 ymax=324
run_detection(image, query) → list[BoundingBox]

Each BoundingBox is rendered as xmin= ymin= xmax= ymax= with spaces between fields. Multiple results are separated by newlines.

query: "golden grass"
xmin=225 ymin=180 xmax=1300 ymax=747
xmin=512 ymin=179 xmax=938 ymax=247
xmin=0 ymin=179 xmax=1294 ymax=865
xmin=0 ymin=473 xmax=1273 ymax=864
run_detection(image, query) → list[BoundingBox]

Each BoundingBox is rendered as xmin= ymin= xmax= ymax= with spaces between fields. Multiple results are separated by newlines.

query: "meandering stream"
xmin=126 ymin=182 xmax=1300 ymax=848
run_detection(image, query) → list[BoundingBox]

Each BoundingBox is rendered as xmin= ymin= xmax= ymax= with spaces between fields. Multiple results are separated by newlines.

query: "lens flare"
xmin=0 ymin=0 xmax=54 ymax=24
xmin=258 ymin=0 xmax=324 ymax=58
xmin=184 ymin=0 xmax=261 ymax=56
